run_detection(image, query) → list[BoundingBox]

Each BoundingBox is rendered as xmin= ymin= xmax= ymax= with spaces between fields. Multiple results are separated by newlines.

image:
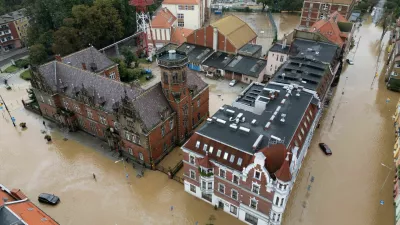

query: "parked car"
xmin=38 ymin=193 xmax=60 ymax=205
xmin=319 ymin=143 xmax=332 ymax=155
xmin=229 ymin=79 xmax=237 ymax=87
xmin=145 ymin=74 xmax=153 ymax=80
xmin=346 ymin=59 xmax=354 ymax=65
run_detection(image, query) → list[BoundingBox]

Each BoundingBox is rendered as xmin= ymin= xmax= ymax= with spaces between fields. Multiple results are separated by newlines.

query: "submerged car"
xmin=346 ymin=59 xmax=354 ymax=65
xmin=38 ymin=193 xmax=60 ymax=205
xmin=229 ymin=80 xmax=237 ymax=87
xmin=319 ymin=143 xmax=332 ymax=155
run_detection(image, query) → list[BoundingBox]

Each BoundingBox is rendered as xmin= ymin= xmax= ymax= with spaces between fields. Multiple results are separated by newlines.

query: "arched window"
xmin=182 ymin=70 xmax=186 ymax=81
xmin=163 ymin=72 xmax=169 ymax=84
xmin=172 ymin=73 xmax=178 ymax=83
xmin=275 ymin=197 xmax=280 ymax=205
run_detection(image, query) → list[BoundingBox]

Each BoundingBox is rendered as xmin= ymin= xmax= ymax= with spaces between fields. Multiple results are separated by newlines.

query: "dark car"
xmin=319 ymin=143 xmax=332 ymax=155
xmin=38 ymin=193 xmax=60 ymax=205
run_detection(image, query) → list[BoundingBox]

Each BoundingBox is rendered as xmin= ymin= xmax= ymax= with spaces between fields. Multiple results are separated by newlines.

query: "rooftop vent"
xmin=251 ymin=119 xmax=257 ymax=125
xmin=264 ymin=121 xmax=271 ymax=130
xmin=220 ymin=107 xmax=225 ymax=111
xmin=207 ymin=118 xmax=213 ymax=123
xmin=271 ymin=135 xmax=281 ymax=141
xmin=252 ymin=134 xmax=263 ymax=150
xmin=281 ymin=99 xmax=286 ymax=104
xmin=280 ymin=113 xmax=286 ymax=123
xmin=239 ymin=126 xmax=250 ymax=133
xmin=229 ymin=123 xmax=238 ymax=131
xmin=301 ymin=80 xmax=307 ymax=84
xmin=168 ymin=50 xmax=176 ymax=59
xmin=315 ymin=51 xmax=319 ymax=55
xmin=270 ymin=115 xmax=275 ymax=121
xmin=296 ymin=89 xmax=301 ymax=97
xmin=226 ymin=109 xmax=235 ymax=115
xmin=90 ymin=62 xmax=97 ymax=72
xmin=216 ymin=118 xmax=226 ymax=125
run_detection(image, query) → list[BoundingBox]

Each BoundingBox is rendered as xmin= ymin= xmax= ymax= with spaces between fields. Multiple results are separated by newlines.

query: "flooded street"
xmin=0 ymin=84 xmax=244 ymax=224
xmin=283 ymin=17 xmax=397 ymax=225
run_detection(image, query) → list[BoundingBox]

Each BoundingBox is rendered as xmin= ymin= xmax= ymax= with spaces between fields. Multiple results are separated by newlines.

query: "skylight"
xmin=203 ymin=144 xmax=208 ymax=151
xmin=209 ymin=146 xmax=214 ymax=153
xmin=237 ymin=158 xmax=243 ymax=166
xmin=223 ymin=152 xmax=229 ymax=160
xmin=229 ymin=155 xmax=235 ymax=163
xmin=195 ymin=141 xmax=200 ymax=148
xmin=217 ymin=149 xmax=222 ymax=157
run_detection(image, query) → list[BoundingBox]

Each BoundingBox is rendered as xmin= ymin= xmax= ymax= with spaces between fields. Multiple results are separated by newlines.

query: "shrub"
xmin=15 ymin=58 xmax=30 ymax=68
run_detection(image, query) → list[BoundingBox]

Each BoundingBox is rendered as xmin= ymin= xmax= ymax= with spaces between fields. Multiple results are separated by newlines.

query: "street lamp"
xmin=381 ymin=163 xmax=393 ymax=171
xmin=115 ymin=158 xmax=129 ymax=181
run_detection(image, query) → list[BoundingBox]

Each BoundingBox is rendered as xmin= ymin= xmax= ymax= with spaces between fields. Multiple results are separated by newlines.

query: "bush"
xmin=15 ymin=58 xmax=30 ymax=68
xmin=20 ymin=70 xmax=32 ymax=80
xmin=4 ymin=65 xmax=18 ymax=73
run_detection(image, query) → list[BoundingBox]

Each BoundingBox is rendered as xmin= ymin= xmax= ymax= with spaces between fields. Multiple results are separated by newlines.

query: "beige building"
xmin=0 ymin=8 xmax=29 ymax=52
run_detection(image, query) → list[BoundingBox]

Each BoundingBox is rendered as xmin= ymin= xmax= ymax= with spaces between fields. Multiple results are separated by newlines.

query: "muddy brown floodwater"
xmin=283 ymin=16 xmax=397 ymax=225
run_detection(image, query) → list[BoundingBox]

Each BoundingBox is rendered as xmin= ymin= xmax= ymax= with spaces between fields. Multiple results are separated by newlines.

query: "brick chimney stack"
xmin=82 ymin=62 xmax=87 ymax=70
xmin=55 ymin=54 xmax=62 ymax=62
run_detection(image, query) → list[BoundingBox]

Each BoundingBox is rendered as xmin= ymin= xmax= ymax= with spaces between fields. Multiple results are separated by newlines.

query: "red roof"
xmin=151 ymin=8 xmax=176 ymax=28
xmin=309 ymin=11 xmax=349 ymax=48
xmin=257 ymin=144 xmax=287 ymax=174
xmin=171 ymin=27 xmax=193 ymax=45
xmin=0 ymin=184 xmax=59 ymax=224
xmin=162 ymin=0 xmax=198 ymax=5
xmin=275 ymin=152 xmax=292 ymax=182
xmin=198 ymin=153 xmax=213 ymax=168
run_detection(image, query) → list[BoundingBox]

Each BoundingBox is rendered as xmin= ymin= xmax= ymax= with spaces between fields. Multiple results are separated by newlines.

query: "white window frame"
xmin=189 ymin=169 xmax=196 ymax=180
xmin=125 ymin=131 xmax=132 ymax=141
xmin=209 ymin=146 xmax=214 ymax=153
xmin=139 ymin=152 xmax=144 ymax=161
xmin=219 ymin=168 xmax=226 ymax=178
xmin=189 ymin=155 xmax=195 ymax=164
xmin=177 ymin=13 xmax=184 ymax=19
xmin=203 ymin=144 xmax=208 ymax=151
xmin=63 ymin=100 xmax=69 ymax=109
xmin=109 ymin=72 xmax=116 ymax=80
xmin=229 ymin=154 xmax=235 ymax=163
xmin=230 ymin=204 xmax=238 ymax=215
xmin=304 ymin=121 xmax=308 ymax=128
xmin=128 ymin=148 xmax=133 ymax=155
xmin=237 ymin=157 xmax=243 ymax=166
xmin=178 ymin=21 xmax=184 ymax=27
xmin=223 ymin=152 xmax=229 ymax=160
xmin=298 ymin=134 xmax=302 ymax=141
xmin=86 ymin=108 xmax=93 ymax=119
xmin=232 ymin=174 xmax=240 ymax=185
xmin=197 ymin=99 xmax=200 ymax=107
xmin=280 ymin=197 xmax=285 ymax=207
xmin=254 ymin=170 xmax=261 ymax=180
xmin=301 ymin=128 xmax=305 ymax=135
xmin=216 ymin=149 xmax=222 ymax=157
xmin=250 ymin=198 xmax=258 ymax=209
xmin=100 ymin=116 xmax=107 ymax=125
xmin=190 ymin=184 xmax=196 ymax=193
xmin=170 ymin=119 xmax=174 ymax=130
xmin=195 ymin=141 xmax=200 ymax=148
xmin=231 ymin=189 xmax=238 ymax=200
xmin=218 ymin=183 xmax=225 ymax=194
xmin=252 ymin=183 xmax=260 ymax=194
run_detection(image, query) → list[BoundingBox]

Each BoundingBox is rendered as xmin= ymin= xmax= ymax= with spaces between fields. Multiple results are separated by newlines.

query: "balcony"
xmin=199 ymin=167 xmax=214 ymax=178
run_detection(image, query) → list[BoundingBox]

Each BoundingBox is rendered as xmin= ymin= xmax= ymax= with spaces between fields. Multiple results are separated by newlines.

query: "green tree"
xmin=29 ymin=44 xmax=48 ymax=65
xmin=52 ymin=26 xmax=82 ymax=56
xmin=121 ymin=47 xmax=137 ymax=67
xmin=256 ymin=0 xmax=273 ymax=12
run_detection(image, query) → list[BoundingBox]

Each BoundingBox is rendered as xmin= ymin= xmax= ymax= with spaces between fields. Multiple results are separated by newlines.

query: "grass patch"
xmin=4 ymin=65 xmax=19 ymax=73
xmin=20 ymin=70 xmax=32 ymax=80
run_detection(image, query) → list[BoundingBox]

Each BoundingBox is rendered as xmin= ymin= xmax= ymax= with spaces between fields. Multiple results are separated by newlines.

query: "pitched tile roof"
xmin=187 ymin=69 xmax=208 ymax=96
xmin=274 ymin=152 xmax=292 ymax=182
xmin=171 ymin=27 xmax=194 ymax=45
xmin=257 ymin=144 xmax=287 ymax=174
xmin=38 ymin=62 xmax=143 ymax=113
xmin=0 ymin=8 xmax=26 ymax=24
xmin=151 ymin=8 xmax=176 ymax=28
xmin=132 ymin=83 xmax=173 ymax=131
xmin=61 ymin=46 xmax=116 ymax=73
xmin=211 ymin=15 xmax=257 ymax=50
xmin=162 ymin=0 xmax=198 ymax=5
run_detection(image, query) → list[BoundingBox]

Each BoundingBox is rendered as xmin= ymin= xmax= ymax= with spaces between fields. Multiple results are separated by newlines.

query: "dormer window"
xmin=237 ymin=158 xmax=243 ymax=166
xmin=223 ymin=152 xmax=229 ymax=160
xmin=195 ymin=141 xmax=200 ymax=148
xmin=209 ymin=146 xmax=214 ymax=153
xmin=254 ymin=170 xmax=261 ymax=180
xmin=229 ymin=155 xmax=235 ymax=163
xmin=216 ymin=149 xmax=222 ymax=157
xmin=203 ymin=144 xmax=208 ymax=151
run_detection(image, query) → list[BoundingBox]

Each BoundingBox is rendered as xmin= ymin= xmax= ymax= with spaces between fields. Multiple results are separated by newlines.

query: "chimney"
xmin=55 ymin=54 xmax=62 ymax=62
xmin=213 ymin=27 xmax=218 ymax=51
xmin=82 ymin=62 xmax=87 ymax=70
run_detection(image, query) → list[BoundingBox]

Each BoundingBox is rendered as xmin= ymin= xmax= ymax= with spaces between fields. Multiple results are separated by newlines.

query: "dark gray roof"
xmin=156 ymin=43 xmax=178 ymax=54
xmin=61 ymin=46 xmax=116 ymax=73
xmin=176 ymin=43 xmax=214 ymax=64
xmin=289 ymin=39 xmax=339 ymax=64
xmin=203 ymin=51 xmax=235 ymax=69
xmin=187 ymin=70 xmax=208 ymax=96
xmin=0 ymin=9 xmax=26 ymax=24
xmin=0 ymin=207 xmax=24 ymax=225
xmin=132 ymin=83 xmax=173 ymax=130
xmin=269 ymin=43 xmax=290 ymax=54
xmin=271 ymin=57 xmax=328 ymax=91
xmin=224 ymin=55 xmax=267 ymax=78
xmin=196 ymin=82 xmax=315 ymax=153
xmin=38 ymin=61 xmax=143 ymax=113
xmin=238 ymin=44 xmax=262 ymax=56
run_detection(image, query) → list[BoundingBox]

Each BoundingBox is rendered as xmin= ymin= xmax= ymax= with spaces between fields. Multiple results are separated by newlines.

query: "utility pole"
xmin=0 ymin=94 xmax=16 ymax=127
xmin=330 ymin=77 xmax=348 ymax=127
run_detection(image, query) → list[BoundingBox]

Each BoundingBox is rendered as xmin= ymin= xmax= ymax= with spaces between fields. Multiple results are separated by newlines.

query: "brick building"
xmin=0 ymin=9 xmax=29 ymax=52
xmin=0 ymin=184 xmax=59 ymax=224
xmin=299 ymin=0 xmax=357 ymax=29
xmin=30 ymin=48 xmax=209 ymax=167
xmin=186 ymin=15 xmax=257 ymax=54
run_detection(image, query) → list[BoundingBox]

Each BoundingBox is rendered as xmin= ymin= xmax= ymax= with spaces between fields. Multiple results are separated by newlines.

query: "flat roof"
xmin=224 ymin=55 xmax=267 ymax=78
xmin=176 ymin=43 xmax=214 ymax=64
xmin=271 ymin=57 xmax=328 ymax=91
xmin=196 ymin=82 xmax=315 ymax=153
xmin=269 ymin=43 xmax=290 ymax=54
xmin=203 ymin=51 xmax=235 ymax=69
xmin=238 ymin=43 xmax=262 ymax=55
xmin=289 ymin=38 xmax=339 ymax=64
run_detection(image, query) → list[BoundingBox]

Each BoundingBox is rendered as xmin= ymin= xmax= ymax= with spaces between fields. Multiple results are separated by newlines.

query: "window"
xmin=254 ymin=170 xmax=261 ymax=180
xmin=125 ymin=131 xmax=131 ymax=141
xmin=319 ymin=14 xmax=325 ymax=19
xmin=190 ymin=170 xmax=196 ymax=179
xmin=90 ymin=122 xmax=96 ymax=133
xmin=128 ymin=148 xmax=133 ymax=155
xmin=230 ymin=205 xmax=238 ymax=215
xmin=309 ymin=110 xmax=313 ymax=117
xmin=195 ymin=141 xmax=200 ymax=148
xmin=250 ymin=198 xmax=257 ymax=209
xmin=276 ymin=54 xmax=278 ymax=61
xmin=280 ymin=56 xmax=284 ymax=62
xmin=216 ymin=149 xmax=222 ymax=157
xmin=178 ymin=5 xmax=184 ymax=10
xmin=223 ymin=152 xmax=229 ymax=160
xmin=163 ymin=72 xmax=169 ymax=84
xmin=207 ymin=182 xmax=212 ymax=189
xmin=322 ymin=3 xmax=329 ymax=10
xmin=307 ymin=115 xmax=311 ymax=122
xmin=177 ymin=13 xmax=184 ymax=19
xmin=304 ymin=121 xmax=308 ymax=128
xmin=277 ymin=214 xmax=281 ymax=222
xmin=139 ymin=152 xmax=144 ymax=161
xmin=190 ymin=184 xmax=196 ymax=193
xmin=163 ymin=143 xmax=167 ymax=151
xmin=301 ymin=128 xmax=305 ymax=135
xmin=275 ymin=197 xmax=280 ymax=205
xmin=219 ymin=169 xmax=226 ymax=178
xmin=172 ymin=73 xmax=178 ymax=83
xmin=40 ymin=95 xmax=44 ymax=102
xmin=202 ymin=181 xmax=206 ymax=189
xmin=252 ymin=184 xmax=260 ymax=194
xmin=280 ymin=198 xmax=284 ymax=207
xmin=229 ymin=155 xmax=235 ymax=163
xmin=161 ymin=125 xmax=165 ymax=137
xmin=237 ymin=158 xmax=243 ymax=166
xmin=245 ymin=213 xmax=258 ymax=225
xmin=169 ymin=119 xmax=174 ymax=130
xmin=114 ymin=121 xmax=120 ymax=130
xmin=100 ymin=116 xmax=107 ymax=125
xmin=178 ymin=22 xmax=184 ymax=27
xmin=203 ymin=144 xmax=208 ymax=151
xmin=272 ymin=213 xmax=276 ymax=221
xmin=298 ymin=134 xmax=302 ymax=142
xmin=295 ymin=140 xmax=299 ymax=147
xmin=197 ymin=99 xmax=200 ymax=107
xmin=74 ymin=104 xmax=80 ymax=113
xmin=185 ymin=5 xmax=188 ymax=10
xmin=231 ymin=190 xmax=238 ymax=200
xmin=189 ymin=155 xmax=195 ymax=164
xmin=233 ymin=175 xmax=239 ymax=184
xmin=218 ymin=183 xmax=225 ymax=193
xmin=209 ymin=146 xmax=214 ymax=153
xmin=63 ymin=100 xmax=69 ymax=110
xmin=338 ymin=5 xmax=342 ymax=11
xmin=109 ymin=72 xmax=116 ymax=80
xmin=86 ymin=109 xmax=93 ymax=119
xmin=189 ymin=5 xmax=194 ymax=10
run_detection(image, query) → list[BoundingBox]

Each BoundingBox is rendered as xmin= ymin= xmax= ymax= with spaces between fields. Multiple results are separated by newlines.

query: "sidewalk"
xmin=0 ymin=48 xmax=29 ymax=67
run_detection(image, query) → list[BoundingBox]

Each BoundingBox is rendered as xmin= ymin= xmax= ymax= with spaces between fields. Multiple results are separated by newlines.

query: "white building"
xmin=162 ymin=0 xmax=206 ymax=30
xmin=265 ymin=41 xmax=289 ymax=77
